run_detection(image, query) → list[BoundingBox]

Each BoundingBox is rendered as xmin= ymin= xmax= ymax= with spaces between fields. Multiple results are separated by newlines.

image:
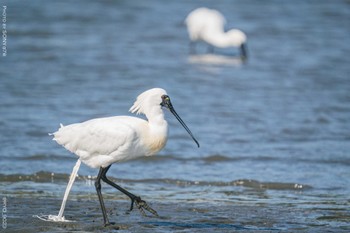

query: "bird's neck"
xmin=206 ymin=33 xmax=232 ymax=48
xmin=205 ymin=30 xmax=241 ymax=48
xmin=145 ymin=109 xmax=168 ymax=154
xmin=146 ymin=107 xmax=168 ymax=136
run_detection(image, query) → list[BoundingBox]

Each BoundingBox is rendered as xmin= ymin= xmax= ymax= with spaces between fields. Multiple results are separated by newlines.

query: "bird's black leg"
xmin=95 ymin=166 xmax=113 ymax=226
xmin=100 ymin=166 xmax=158 ymax=217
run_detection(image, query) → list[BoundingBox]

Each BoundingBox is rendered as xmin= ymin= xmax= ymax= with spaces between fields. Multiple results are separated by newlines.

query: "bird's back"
xmin=185 ymin=7 xmax=226 ymax=41
xmin=52 ymin=116 xmax=151 ymax=168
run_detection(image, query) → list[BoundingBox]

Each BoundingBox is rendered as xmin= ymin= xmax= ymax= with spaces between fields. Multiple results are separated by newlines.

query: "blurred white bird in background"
xmin=185 ymin=7 xmax=247 ymax=59
xmin=40 ymin=88 xmax=199 ymax=227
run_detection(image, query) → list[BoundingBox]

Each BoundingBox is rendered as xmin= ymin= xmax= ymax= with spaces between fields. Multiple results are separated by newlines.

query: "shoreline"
xmin=3 ymin=196 xmax=349 ymax=233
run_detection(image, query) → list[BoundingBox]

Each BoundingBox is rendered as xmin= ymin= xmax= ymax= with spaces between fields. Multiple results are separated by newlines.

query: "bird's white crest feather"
xmin=129 ymin=88 xmax=167 ymax=115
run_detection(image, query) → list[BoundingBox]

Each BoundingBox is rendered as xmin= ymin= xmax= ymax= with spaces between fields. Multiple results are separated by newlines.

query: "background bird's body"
xmin=186 ymin=7 xmax=227 ymax=47
xmin=185 ymin=7 xmax=247 ymax=58
xmin=52 ymin=115 xmax=168 ymax=168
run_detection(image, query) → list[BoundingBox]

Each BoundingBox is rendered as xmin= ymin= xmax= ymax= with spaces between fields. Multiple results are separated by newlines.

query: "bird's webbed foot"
xmin=128 ymin=196 xmax=158 ymax=217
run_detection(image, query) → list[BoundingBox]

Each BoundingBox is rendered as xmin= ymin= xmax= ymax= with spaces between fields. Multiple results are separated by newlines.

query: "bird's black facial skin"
xmin=160 ymin=95 xmax=171 ymax=108
xmin=160 ymin=94 xmax=200 ymax=148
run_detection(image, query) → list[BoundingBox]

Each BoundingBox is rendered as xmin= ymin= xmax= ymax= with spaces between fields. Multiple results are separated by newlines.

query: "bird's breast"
xmin=145 ymin=136 xmax=167 ymax=155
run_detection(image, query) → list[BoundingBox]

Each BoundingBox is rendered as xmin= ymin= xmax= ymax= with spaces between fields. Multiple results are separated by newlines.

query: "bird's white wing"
xmin=52 ymin=117 xmax=142 ymax=167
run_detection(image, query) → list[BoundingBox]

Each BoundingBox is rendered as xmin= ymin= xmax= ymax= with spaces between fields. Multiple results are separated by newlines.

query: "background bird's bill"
xmin=161 ymin=96 xmax=200 ymax=148
xmin=240 ymin=43 xmax=248 ymax=59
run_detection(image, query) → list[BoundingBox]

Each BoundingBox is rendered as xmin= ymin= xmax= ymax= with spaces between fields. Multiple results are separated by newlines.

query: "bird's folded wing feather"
xmin=52 ymin=117 xmax=138 ymax=158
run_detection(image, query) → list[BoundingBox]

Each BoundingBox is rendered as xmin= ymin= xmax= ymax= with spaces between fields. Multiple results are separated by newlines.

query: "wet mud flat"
xmin=4 ymin=196 xmax=349 ymax=233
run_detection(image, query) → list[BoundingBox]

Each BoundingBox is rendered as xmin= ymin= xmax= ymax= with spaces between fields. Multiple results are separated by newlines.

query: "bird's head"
xmin=130 ymin=88 xmax=199 ymax=148
xmin=160 ymin=94 xmax=200 ymax=148
xmin=227 ymin=29 xmax=248 ymax=59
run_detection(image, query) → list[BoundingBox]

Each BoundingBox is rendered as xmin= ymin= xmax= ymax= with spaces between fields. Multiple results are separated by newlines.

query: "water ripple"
xmin=0 ymin=171 xmax=311 ymax=191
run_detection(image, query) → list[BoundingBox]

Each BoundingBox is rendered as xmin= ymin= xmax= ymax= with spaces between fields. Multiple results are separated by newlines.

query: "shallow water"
xmin=1 ymin=0 xmax=350 ymax=232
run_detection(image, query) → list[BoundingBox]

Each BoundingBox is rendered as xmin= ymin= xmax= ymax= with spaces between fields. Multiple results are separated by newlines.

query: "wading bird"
xmin=50 ymin=88 xmax=199 ymax=226
xmin=185 ymin=7 xmax=247 ymax=59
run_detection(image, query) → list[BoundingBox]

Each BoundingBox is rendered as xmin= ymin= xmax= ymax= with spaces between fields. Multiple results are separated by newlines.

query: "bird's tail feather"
xmin=48 ymin=123 xmax=64 ymax=138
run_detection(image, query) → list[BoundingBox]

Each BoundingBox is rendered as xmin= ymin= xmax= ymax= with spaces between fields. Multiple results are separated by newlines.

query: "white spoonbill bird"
xmin=50 ymin=88 xmax=199 ymax=226
xmin=185 ymin=7 xmax=247 ymax=59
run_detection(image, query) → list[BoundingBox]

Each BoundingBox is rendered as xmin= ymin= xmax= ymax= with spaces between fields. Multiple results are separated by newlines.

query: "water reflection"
xmin=188 ymin=54 xmax=244 ymax=67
